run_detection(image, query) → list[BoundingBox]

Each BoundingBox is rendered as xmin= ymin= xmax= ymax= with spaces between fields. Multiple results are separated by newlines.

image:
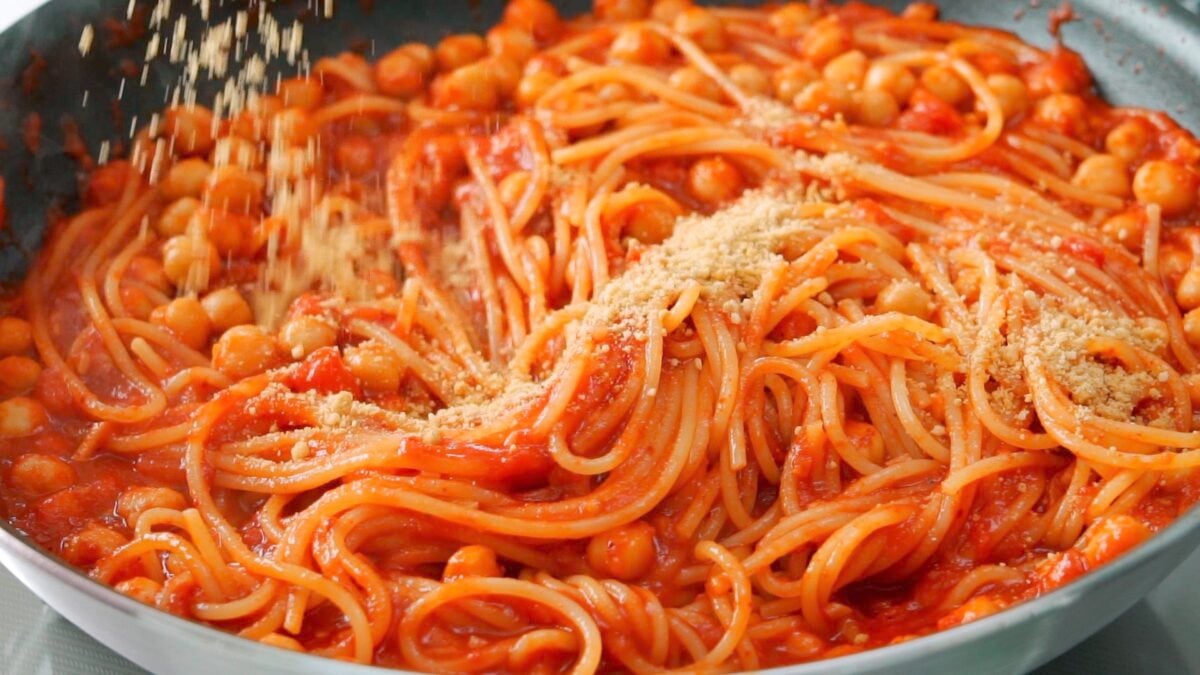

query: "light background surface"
xmin=0 ymin=0 xmax=1198 ymax=673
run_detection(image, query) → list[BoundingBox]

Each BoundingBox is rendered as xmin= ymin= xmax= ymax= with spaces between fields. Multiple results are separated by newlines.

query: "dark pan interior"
xmin=0 ymin=1 xmax=1198 ymax=672
xmin=0 ymin=0 xmax=1198 ymax=286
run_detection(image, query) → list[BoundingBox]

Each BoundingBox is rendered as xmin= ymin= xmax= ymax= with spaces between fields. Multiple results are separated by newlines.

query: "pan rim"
xmin=4 ymin=500 xmax=1200 ymax=674
xmin=2 ymin=0 xmax=1200 ymax=672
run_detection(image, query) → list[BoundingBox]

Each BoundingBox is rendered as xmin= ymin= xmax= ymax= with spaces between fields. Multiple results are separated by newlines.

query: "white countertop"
xmin=0 ymin=0 xmax=40 ymax=28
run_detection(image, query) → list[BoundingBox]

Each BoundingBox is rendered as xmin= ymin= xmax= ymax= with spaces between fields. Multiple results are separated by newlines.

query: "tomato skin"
xmin=401 ymin=436 xmax=553 ymax=486
xmin=86 ymin=161 xmax=134 ymax=207
xmin=287 ymin=347 xmax=361 ymax=397
xmin=896 ymin=89 xmax=964 ymax=135
xmin=25 ymin=472 xmax=124 ymax=546
xmin=285 ymin=293 xmax=327 ymax=320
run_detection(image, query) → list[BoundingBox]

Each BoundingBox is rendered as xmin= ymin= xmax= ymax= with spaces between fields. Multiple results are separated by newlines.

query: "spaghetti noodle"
xmin=2 ymin=0 xmax=1200 ymax=671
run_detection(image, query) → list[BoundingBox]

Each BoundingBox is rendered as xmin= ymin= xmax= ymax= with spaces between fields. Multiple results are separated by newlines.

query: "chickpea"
xmin=443 ymin=544 xmax=504 ymax=581
xmin=823 ymin=50 xmax=867 ymax=90
xmin=0 ymin=317 xmax=33 ymax=356
xmin=623 ymin=200 xmax=678 ymax=245
xmin=163 ymin=105 xmax=216 ymax=156
xmin=268 ymin=146 xmax=316 ymax=181
xmin=1161 ymin=244 xmax=1194 ymax=289
xmin=156 ymin=197 xmax=200 ymax=238
xmin=524 ymin=53 xmax=568 ymax=77
xmin=768 ymin=3 xmax=817 ymax=39
xmin=650 ymin=0 xmax=691 ymax=23
xmin=902 ymin=2 xmax=939 ymax=20
xmin=163 ymin=553 xmax=190 ymax=578
xmin=729 ymin=63 xmax=770 ymax=96
xmin=212 ymin=325 xmax=281 ymax=380
xmin=205 ymin=165 xmax=265 ymax=215
xmin=920 ymin=64 xmax=970 ymax=107
xmin=86 ymin=161 xmax=133 ymax=207
xmin=436 ymin=34 xmax=487 ymax=72
xmin=278 ymin=315 xmax=338 ymax=359
xmin=114 ymin=577 xmax=162 ymax=606
xmin=668 ymin=67 xmax=722 ymax=101
xmin=229 ymin=94 xmax=283 ymax=141
xmin=211 ymin=137 xmax=262 ymax=171
xmin=853 ymin=89 xmax=899 ymax=127
xmin=160 ymin=235 xmax=219 ymax=289
xmin=609 ymin=26 xmax=671 ymax=65
xmin=124 ymin=257 xmax=168 ymax=295
xmin=487 ymin=26 xmax=537 ymax=66
xmin=673 ymin=7 xmax=726 ymax=52
xmin=8 ymin=453 xmax=74 ymax=495
xmin=399 ymin=43 xmax=437 ymax=77
xmin=595 ymin=0 xmax=649 ymax=21
xmin=344 ymin=340 xmax=404 ymax=392
xmin=434 ymin=63 xmax=500 ymax=111
xmin=1106 ymin=119 xmax=1152 ymax=164
xmin=845 ymin=420 xmax=885 ymax=460
xmin=0 ymin=356 xmax=41 ymax=394
xmin=687 ymin=156 xmax=743 ymax=205
xmin=0 ymin=397 xmax=48 ymax=437
xmin=1133 ymin=160 xmax=1199 ymax=217
xmin=985 ymin=73 xmax=1029 ymax=119
xmin=1176 ymin=267 xmax=1200 ymax=310
xmin=375 ymin=48 xmax=426 ymax=98
xmin=876 ymin=279 xmax=933 ymax=319
xmin=420 ymin=133 xmax=466 ymax=206
xmin=1025 ymin=56 xmax=1086 ymax=97
xmin=864 ymin=61 xmax=916 ymax=103
xmin=116 ymin=486 xmax=188 ymax=526
xmin=254 ymin=92 xmax=286 ymax=116
xmin=160 ymin=158 xmax=212 ymax=201
xmin=272 ymin=108 xmax=316 ymax=147
xmin=61 ymin=524 xmax=128 ymax=567
xmin=1032 ymin=93 xmax=1088 ymax=138
xmin=802 ymin=16 xmax=851 ymax=66
xmin=1184 ymin=307 xmax=1200 ymax=347
xmin=195 ymin=207 xmax=256 ymax=257
xmin=784 ymin=632 xmax=826 ymax=660
xmin=1100 ymin=210 xmax=1143 ymax=250
xmin=201 ymin=287 xmax=254 ymax=332
xmin=793 ymin=80 xmax=851 ymax=118
xmin=277 ymin=77 xmax=324 ymax=111
xmin=516 ymin=70 xmax=559 ymax=107
xmin=773 ymin=62 xmax=819 ymax=104
xmin=119 ymin=287 xmax=156 ymax=321
xmin=1071 ymin=154 xmax=1130 ymax=198
xmin=586 ymin=522 xmax=657 ymax=581
xmin=151 ymin=296 xmax=211 ymax=350
xmin=486 ymin=56 xmax=522 ymax=97
xmin=503 ymin=0 xmax=562 ymax=42
xmin=336 ymin=135 xmax=377 ymax=177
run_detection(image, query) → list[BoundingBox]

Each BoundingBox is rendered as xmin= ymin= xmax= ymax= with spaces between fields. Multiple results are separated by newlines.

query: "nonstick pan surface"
xmin=2 ymin=2 xmax=1200 ymax=674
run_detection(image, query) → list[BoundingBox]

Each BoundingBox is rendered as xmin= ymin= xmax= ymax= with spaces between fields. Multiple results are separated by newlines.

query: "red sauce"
xmin=2 ymin=1 xmax=1200 ymax=671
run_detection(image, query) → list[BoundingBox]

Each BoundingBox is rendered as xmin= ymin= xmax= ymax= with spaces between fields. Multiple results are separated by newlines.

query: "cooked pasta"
xmin=2 ymin=1 xmax=1200 ymax=672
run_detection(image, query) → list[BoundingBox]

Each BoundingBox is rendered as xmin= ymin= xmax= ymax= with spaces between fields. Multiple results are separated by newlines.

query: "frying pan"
xmin=2 ymin=1 xmax=1200 ymax=673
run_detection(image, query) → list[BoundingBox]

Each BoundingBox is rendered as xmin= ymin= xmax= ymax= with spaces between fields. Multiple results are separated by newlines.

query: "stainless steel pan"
xmin=2 ymin=1 xmax=1200 ymax=673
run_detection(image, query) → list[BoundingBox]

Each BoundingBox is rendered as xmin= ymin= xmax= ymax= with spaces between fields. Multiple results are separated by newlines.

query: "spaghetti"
xmin=3 ymin=0 xmax=1200 ymax=671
